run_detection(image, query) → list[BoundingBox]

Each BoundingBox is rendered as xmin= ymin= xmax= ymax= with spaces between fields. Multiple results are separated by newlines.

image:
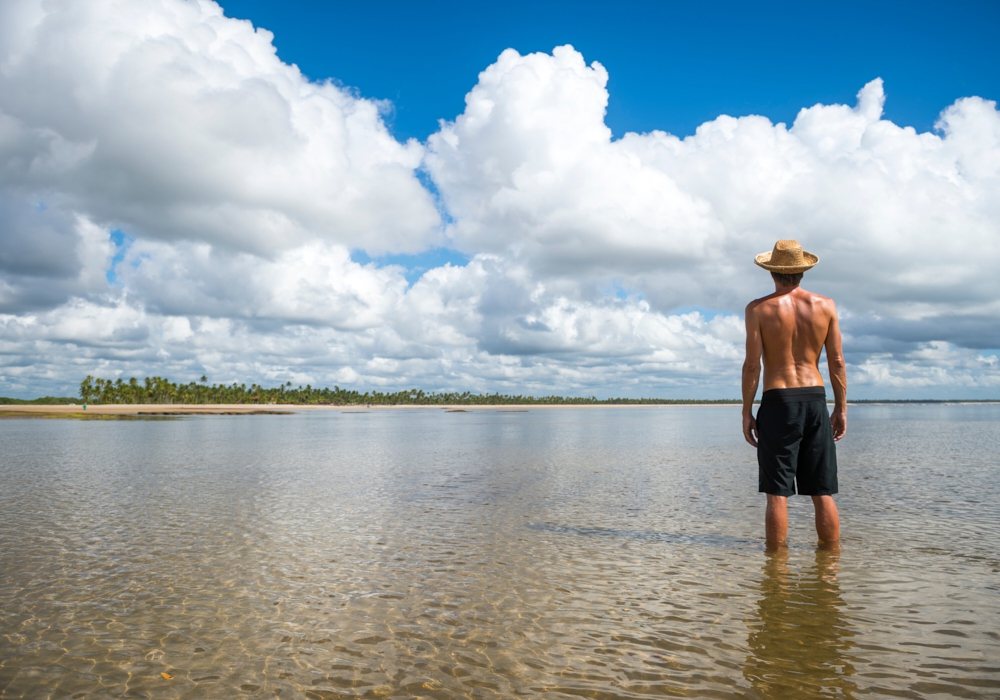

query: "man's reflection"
xmin=744 ymin=545 xmax=856 ymax=699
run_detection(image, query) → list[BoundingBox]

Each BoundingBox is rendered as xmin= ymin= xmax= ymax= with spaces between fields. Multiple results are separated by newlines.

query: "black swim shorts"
xmin=756 ymin=386 xmax=838 ymax=497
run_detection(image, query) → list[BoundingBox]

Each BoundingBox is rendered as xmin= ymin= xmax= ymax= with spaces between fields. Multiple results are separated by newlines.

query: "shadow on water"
xmin=744 ymin=545 xmax=857 ymax=699
xmin=527 ymin=522 xmax=760 ymax=549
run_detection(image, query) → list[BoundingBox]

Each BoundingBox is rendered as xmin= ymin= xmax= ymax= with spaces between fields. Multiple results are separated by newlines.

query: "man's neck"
xmin=773 ymin=283 xmax=800 ymax=295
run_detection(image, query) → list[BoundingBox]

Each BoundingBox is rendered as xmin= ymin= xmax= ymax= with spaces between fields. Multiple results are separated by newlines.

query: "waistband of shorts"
xmin=760 ymin=386 xmax=827 ymax=404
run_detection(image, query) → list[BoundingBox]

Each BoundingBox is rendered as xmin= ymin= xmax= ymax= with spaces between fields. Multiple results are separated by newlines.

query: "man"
xmin=742 ymin=240 xmax=847 ymax=547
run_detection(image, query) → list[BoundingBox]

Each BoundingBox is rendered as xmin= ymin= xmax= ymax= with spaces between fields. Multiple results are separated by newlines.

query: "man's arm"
xmin=824 ymin=301 xmax=847 ymax=441
xmin=742 ymin=303 xmax=763 ymax=447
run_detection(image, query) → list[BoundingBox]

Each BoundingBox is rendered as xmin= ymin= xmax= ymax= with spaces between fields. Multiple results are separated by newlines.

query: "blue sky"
xmin=222 ymin=0 xmax=1000 ymax=141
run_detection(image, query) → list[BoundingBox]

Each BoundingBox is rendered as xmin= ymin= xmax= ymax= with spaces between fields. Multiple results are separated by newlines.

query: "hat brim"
xmin=754 ymin=251 xmax=819 ymax=273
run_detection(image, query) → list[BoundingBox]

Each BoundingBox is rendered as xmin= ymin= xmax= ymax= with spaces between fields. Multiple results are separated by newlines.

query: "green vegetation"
xmin=0 ymin=396 xmax=79 ymax=405
xmin=77 ymin=375 xmax=741 ymax=406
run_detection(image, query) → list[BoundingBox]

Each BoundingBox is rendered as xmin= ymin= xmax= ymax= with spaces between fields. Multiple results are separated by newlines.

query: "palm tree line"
xmin=77 ymin=375 xmax=739 ymax=406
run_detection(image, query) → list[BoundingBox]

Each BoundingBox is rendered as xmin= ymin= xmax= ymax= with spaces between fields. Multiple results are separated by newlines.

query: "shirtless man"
xmin=742 ymin=240 xmax=847 ymax=547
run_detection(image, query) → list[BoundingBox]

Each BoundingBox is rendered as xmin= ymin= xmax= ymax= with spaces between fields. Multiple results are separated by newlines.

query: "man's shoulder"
xmin=797 ymin=287 xmax=837 ymax=308
xmin=746 ymin=292 xmax=777 ymax=312
xmin=746 ymin=288 xmax=837 ymax=317
xmin=746 ymin=292 xmax=786 ymax=317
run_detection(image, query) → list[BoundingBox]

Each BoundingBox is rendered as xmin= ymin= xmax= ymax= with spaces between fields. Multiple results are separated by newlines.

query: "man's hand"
xmin=830 ymin=409 xmax=847 ymax=442
xmin=743 ymin=413 xmax=758 ymax=448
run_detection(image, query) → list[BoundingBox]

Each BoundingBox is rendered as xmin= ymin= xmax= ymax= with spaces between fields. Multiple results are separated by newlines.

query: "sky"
xmin=0 ymin=0 xmax=998 ymax=400
xmin=221 ymin=0 xmax=1000 ymax=142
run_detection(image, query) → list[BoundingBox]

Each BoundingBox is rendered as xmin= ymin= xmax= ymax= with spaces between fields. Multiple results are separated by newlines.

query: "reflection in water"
xmin=744 ymin=545 xmax=856 ymax=699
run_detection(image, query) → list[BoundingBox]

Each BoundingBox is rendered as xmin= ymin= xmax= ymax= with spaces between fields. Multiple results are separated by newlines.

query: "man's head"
xmin=770 ymin=271 xmax=803 ymax=287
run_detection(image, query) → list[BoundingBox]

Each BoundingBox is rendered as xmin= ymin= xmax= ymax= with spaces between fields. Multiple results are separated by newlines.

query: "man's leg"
xmin=811 ymin=495 xmax=840 ymax=543
xmin=765 ymin=494 xmax=788 ymax=547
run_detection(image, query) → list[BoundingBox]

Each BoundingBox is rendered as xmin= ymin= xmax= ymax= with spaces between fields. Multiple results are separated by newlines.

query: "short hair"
xmin=770 ymin=271 xmax=804 ymax=287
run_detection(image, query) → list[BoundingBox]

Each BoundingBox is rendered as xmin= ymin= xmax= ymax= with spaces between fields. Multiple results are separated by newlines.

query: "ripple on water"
xmin=1 ymin=406 xmax=999 ymax=698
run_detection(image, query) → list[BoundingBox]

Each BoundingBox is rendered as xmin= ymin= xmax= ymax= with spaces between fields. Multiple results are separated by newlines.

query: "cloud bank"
xmin=1 ymin=0 xmax=998 ymax=399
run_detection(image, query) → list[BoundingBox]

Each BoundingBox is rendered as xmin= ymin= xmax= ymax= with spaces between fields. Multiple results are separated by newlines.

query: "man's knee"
xmin=767 ymin=494 xmax=789 ymax=508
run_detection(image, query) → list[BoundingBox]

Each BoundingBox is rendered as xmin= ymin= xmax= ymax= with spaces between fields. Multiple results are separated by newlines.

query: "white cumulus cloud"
xmin=0 ymin=0 xmax=440 ymax=262
xmin=0 ymin=5 xmax=998 ymax=400
xmin=427 ymin=48 xmax=1000 ymax=328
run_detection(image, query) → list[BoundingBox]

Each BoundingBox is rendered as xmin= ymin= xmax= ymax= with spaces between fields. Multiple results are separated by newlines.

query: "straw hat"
xmin=754 ymin=239 xmax=818 ymax=273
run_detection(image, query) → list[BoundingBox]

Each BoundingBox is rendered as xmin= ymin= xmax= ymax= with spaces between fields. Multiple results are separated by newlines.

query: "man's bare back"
xmin=747 ymin=287 xmax=846 ymax=396
xmin=742 ymin=241 xmax=847 ymax=546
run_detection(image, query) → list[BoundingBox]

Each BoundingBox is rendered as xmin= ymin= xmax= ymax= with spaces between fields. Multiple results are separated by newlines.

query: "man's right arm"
xmin=742 ymin=302 xmax=763 ymax=447
xmin=824 ymin=301 xmax=847 ymax=441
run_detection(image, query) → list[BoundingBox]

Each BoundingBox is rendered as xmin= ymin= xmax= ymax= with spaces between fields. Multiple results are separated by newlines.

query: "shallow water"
xmin=1 ymin=405 xmax=998 ymax=699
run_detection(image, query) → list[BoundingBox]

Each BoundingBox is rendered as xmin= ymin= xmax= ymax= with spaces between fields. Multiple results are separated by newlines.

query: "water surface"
xmin=1 ymin=405 xmax=998 ymax=698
